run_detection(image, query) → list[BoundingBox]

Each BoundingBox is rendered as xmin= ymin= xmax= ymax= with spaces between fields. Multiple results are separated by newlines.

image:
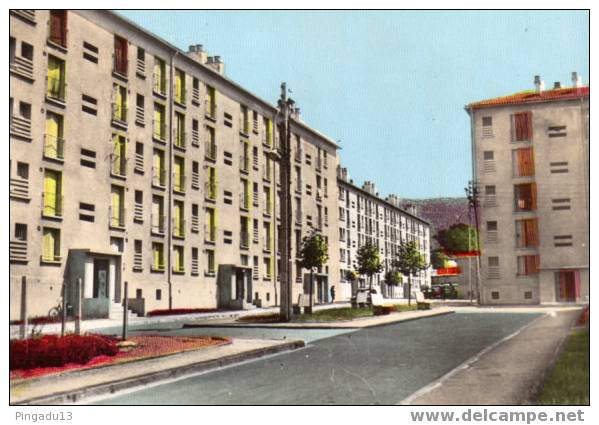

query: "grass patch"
xmin=293 ymin=307 xmax=374 ymax=322
xmin=536 ymin=329 xmax=589 ymax=405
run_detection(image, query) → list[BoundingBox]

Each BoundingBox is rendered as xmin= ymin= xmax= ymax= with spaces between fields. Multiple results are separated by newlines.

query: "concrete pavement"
xmin=402 ymin=308 xmax=582 ymax=405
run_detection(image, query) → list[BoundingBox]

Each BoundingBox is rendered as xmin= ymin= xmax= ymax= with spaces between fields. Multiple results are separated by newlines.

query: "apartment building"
xmin=336 ymin=167 xmax=431 ymax=300
xmin=466 ymin=74 xmax=589 ymax=304
xmin=9 ymin=10 xmax=340 ymax=320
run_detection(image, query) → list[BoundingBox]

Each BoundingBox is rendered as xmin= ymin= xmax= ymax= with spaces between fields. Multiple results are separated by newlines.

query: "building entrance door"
xmin=93 ymin=259 xmax=109 ymax=299
xmin=556 ymin=270 xmax=578 ymax=302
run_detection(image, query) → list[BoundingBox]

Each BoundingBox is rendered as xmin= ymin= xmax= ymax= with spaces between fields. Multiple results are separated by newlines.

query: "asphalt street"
xmin=94 ymin=312 xmax=540 ymax=405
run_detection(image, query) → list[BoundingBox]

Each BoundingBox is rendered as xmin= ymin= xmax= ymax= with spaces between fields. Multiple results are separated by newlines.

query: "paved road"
xmin=94 ymin=312 xmax=540 ymax=405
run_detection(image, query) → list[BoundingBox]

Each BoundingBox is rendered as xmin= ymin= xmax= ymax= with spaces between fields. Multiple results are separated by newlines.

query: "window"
xmin=517 ymin=255 xmax=540 ymax=275
xmin=488 ymin=257 xmax=499 ymax=267
xmin=206 ymin=249 xmax=216 ymax=275
xmin=151 ymin=195 xmax=165 ymax=234
xmin=80 ymin=148 xmax=96 ymax=168
xmin=82 ymin=41 xmax=98 ymax=63
xmin=206 ymin=167 xmax=217 ymax=200
xmin=15 ymin=223 xmax=27 ymax=241
xmin=239 ymin=105 xmax=249 ymax=134
xmin=553 ymin=235 xmax=573 ymax=247
xmin=487 ymin=221 xmax=497 ymax=231
xmin=82 ymin=94 xmax=98 ymax=115
xmin=113 ymin=35 xmax=128 ymax=76
xmin=515 ymin=219 xmax=539 ymax=247
xmin=135 ymin=94 xmax=144 ymax=125
xmin=153 ymin=57 xmax=166 ymax=95
xmin=240 ymin=216 xmax=250 ymax=248
xmin=514 ymin=183 xmax=537 ymax=211
xmin=482 ymin=116 xmax=493 ymax=137
xmin=173 ymin=156 xmax=185 ymax=193
xmin=263 ymin=222 xmax=272 ymax=251
xmin=487 ymin=256 xmax=500 ymax=279
xmin=79 ymin=202 xmax=95 ymax=222
xmin=191 ymin=247 xmax=199 ymax=275
xmin=206 ymin=85 xmax=217 ymax=119
xmin=153 ymin=103 xmax=166 ymax=141
xmin=43 ymin=169 xmax=63 ymax=217
xmin=48 ymin=10 xmax=67 ymax=48
xmin=41 ymin=227 xmax=61 ymax=263
xmin=524 ymin=291 xmax=533 ymax=299
xmin=511 ymin=111 xmax=533 ymax=142
xmin=136 ymin=47 xmax=145 ymax=75
xmin=483 ymin=151 xmax=494 ymax=161
xmin=174 ymin=69 xmax=186 ymax=104
xmin=44 ymin=111 xmax=64 ymax=160
xmin=110 ymin=185 xmax=125 ymax=228
xmin=240 ymin=178 xmax=250 ymax=210
xmin=552 ymin=198 xmax=571 ymax=211
xmin=550 ymin=161 xmax=568 ymax=174
xmin=206 ymin=207 xmax=217 ymax=242
xmin=548 ymin=125 xmax=567 ymax=138
xmin=174 ymin=200 xmax=185 ymax=238
xmin=152 ymin=149 xmax=166 ymax=187
xmin=264 ymin=257 xmax=272 ymax=280
xmin=47 ymin=55 xmax=66 ymax=102
xmin=156 ymin=289 xmax=162 ymax=300
xmin=111 ymin=134 xmax=127 ymax=177
xmin=263 ymin=117 xmax=273 ymax=146
xmin=491 ymin=291 xmax=500 ymax=300
xmin=205 ymin=126 xmax=216 ymax=160
xmin=512 ymin=147 xmax=535 ymax=177
xmin=173 ymin=246 xmax=185 ymax=273
xmin=174 ymin=112 xmax=186 ymax=148
xmin=152 ymin=242 xmax=165 ymax=271
xmin=110 ymin=236 xmax=124 ymax=253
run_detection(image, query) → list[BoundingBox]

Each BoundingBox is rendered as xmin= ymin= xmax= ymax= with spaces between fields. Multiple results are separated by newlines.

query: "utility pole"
xmin=276 ymin=82 xmax=295 ymax=322
xmin=465 ymin=181 xmax=482 ymax=305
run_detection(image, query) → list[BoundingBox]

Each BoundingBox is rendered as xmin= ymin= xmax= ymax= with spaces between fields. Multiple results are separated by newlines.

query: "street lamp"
xmin=265 ymin=82 xmax=297 ymax=322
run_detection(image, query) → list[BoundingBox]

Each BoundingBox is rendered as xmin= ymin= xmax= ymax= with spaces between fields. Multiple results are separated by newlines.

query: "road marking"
xmin=397 ymin=313 xmax=547 ymax=405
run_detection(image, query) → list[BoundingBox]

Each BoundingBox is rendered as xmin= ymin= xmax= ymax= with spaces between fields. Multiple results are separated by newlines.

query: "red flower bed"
xmin=10 ymin=334 xmax=118 ymax=371
xmin=146 ymin=308 xmax=220 ymax=317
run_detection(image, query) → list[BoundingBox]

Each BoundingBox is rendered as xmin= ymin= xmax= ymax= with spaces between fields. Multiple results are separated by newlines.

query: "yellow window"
xmin=266 ymin=118 xmax=273 ymax=146
xmin=175 ymin=69 xmax=185 ymax=103
xmin=175 ymin=112 xmax=185 ymax=147
xmin=43 ymin=169 xmax=61 ymax=216
xmin=153 ymin=150 xmax=165 ymax=185
xmin=42 ymin=227 xmax=60 ymax=262
xmin=111 ymin=186 xmax=124 ymax=227
xmin=154 ymin=59 xmax=166 ymax=94
xmin=174 ymin=246 xmax=184 ymax=272
xmin=47 ymin=55 xmax=65 ymax=100
xmin=153 ymin=242 xmax=164 ymax=270
xmin=174 ymin=201 xmax=184 ymax=237
xmin=154 ymin=104 xmax=165 ymax=140
xmin=45 ymin=112 xmax=63 ymax=159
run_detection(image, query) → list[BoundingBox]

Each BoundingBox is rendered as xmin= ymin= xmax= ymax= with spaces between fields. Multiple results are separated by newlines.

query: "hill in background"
xmin=402 ymin=197 xmax=469 ymax=246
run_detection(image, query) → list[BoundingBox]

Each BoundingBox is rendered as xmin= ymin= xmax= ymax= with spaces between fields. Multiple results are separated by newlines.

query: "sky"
xmin=118 ymin=10 xmax=589 ymax=199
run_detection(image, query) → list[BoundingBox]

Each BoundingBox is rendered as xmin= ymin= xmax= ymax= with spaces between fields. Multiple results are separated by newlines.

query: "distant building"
xmin=466 ymin=74 xmax=589 ymax=304
xmin=337 ymin=167 xmax=431 ymax=300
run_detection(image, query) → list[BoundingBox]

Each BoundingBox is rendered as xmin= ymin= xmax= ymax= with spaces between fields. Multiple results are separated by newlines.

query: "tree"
xmin=431 ymin=249 xmax=450 ymax=269
xmin=384 ymin=269 xmax=403 ymax=298
xmin=356 ymin=242 xmax=383 ymax=293
xmin=297 ymin=230 xmax=329 ymax=311
xmin=394 ymin=241 xmax=429 ymax=305
xmin=434 ymin=223 xmax=478 ymax=254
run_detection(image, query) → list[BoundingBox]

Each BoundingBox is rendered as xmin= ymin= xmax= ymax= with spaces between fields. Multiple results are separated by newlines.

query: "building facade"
xmin=9 ymin=10 xmax=340 ymax=320
xmin=466 ymin=75 xmax=589 ymax=304
xmin=336 ymin=167 xmax=431 ymax=300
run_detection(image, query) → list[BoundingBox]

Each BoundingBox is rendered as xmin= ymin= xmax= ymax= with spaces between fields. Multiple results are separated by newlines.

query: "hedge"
xmin=10 ymin=334 xmax=119 ymax=371
xmin=146 ymin=308 xmax=220 ymax=317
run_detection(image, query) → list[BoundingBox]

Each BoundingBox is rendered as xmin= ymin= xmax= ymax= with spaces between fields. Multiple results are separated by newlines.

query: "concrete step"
xmin=109 ymin=303 xmax=140 ymax=320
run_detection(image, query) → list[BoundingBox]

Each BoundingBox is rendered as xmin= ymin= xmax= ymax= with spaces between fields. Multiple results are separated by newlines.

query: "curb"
xmin=182 ymin=309 xmax=455 ymax=330
xmin=11 ymin=340 xmax=305 ymax=405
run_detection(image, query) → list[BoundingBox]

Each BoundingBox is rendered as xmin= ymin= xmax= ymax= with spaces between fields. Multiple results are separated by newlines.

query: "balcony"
xmin=151 ymin=214 xmax=165 ymax=235
xmin=240 ymin=232 xmax=250 ymax=249
xmin=174 ymin=220 xmax=186 ymax=239
xmin=173 ymin=175 xmax=186 ymax=194
xmin=42 ymin=192 xmax=63 ymax=218
xmin=205 ymin=182 xmax=217 ymax=201
xmin=10 ymin=115 xmax=32 ymax=140
xmin=10 ymin=240 xmax=28 ymax=263
xmin=152 ymin=120 xmax=167 ymax=143
xmin=111 ymin=104 xmax=128 ymax=128
xmin=42 ymin=134 xmax=65 ymax=162
xmin=205 ymin=224 xmax=217 ymax=243
xmin=109 ymin=206 xmax=126 ymax=229
xmin=150 ymin=213 xmax=164 ymax=235
xmin=239 ymin=154 xmax=250 ymax=174
xmin=46 ymin=76 xmax=66 ymax=104
xmin=152 ymin=167 xmax=166 ymax=188
xmin=10 ymin=56 xmax=34 ymax=81
xmin=10 ymin=177 xmax=29 ymax=200
xmin=41 ymin=253 xmax=62 ymax=264
xmin=151 ymin=260 xmax=165 ymax=272
xmin=240 ymin=193 xmax=250 ymax=211
xmin=205 ymin=142 xmax=217 ymax=162
xmin=110 ymin=154 xmax=128 ymax=178
xmin=205 ymin=100 xmax=217 ymax=121
xmin=153 ymin=72 xmax=167 ymax=97
xmin=174 ymin=130 xmax=186 ymax=150
xmin=113 ymin=56 xmax=128 ymax=79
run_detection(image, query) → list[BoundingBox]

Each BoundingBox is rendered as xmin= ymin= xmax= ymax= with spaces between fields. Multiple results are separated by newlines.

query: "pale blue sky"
xmin=118 ymin=10 xmax=589 ymax=198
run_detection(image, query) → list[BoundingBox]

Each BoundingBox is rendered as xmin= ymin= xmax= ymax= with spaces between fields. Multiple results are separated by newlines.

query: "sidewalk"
xmin=401 ymin=307 xmax=582 ymax=405
xmin=10 ymin=337 xmax=304 ymax=405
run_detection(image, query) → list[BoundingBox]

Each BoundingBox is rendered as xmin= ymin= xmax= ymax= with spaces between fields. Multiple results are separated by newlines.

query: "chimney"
xmin=186 ymin=44 xmax=208 ymax=65
xmin=534 ymin=75 xmax=545 ymax=93
xmin=553 ymin=82 xmax=561 ymax=89
xmin=292 ymin=108 xmax=301 ymax=121
xmin=205 ymin=55 xmax=225 ymax=75
xmin=571 ymin=72 xmax=582 ymax=88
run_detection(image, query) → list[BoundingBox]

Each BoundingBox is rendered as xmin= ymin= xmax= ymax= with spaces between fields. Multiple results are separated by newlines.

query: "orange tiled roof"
xmin=468 ymin=86 xmax=589 ymax=109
